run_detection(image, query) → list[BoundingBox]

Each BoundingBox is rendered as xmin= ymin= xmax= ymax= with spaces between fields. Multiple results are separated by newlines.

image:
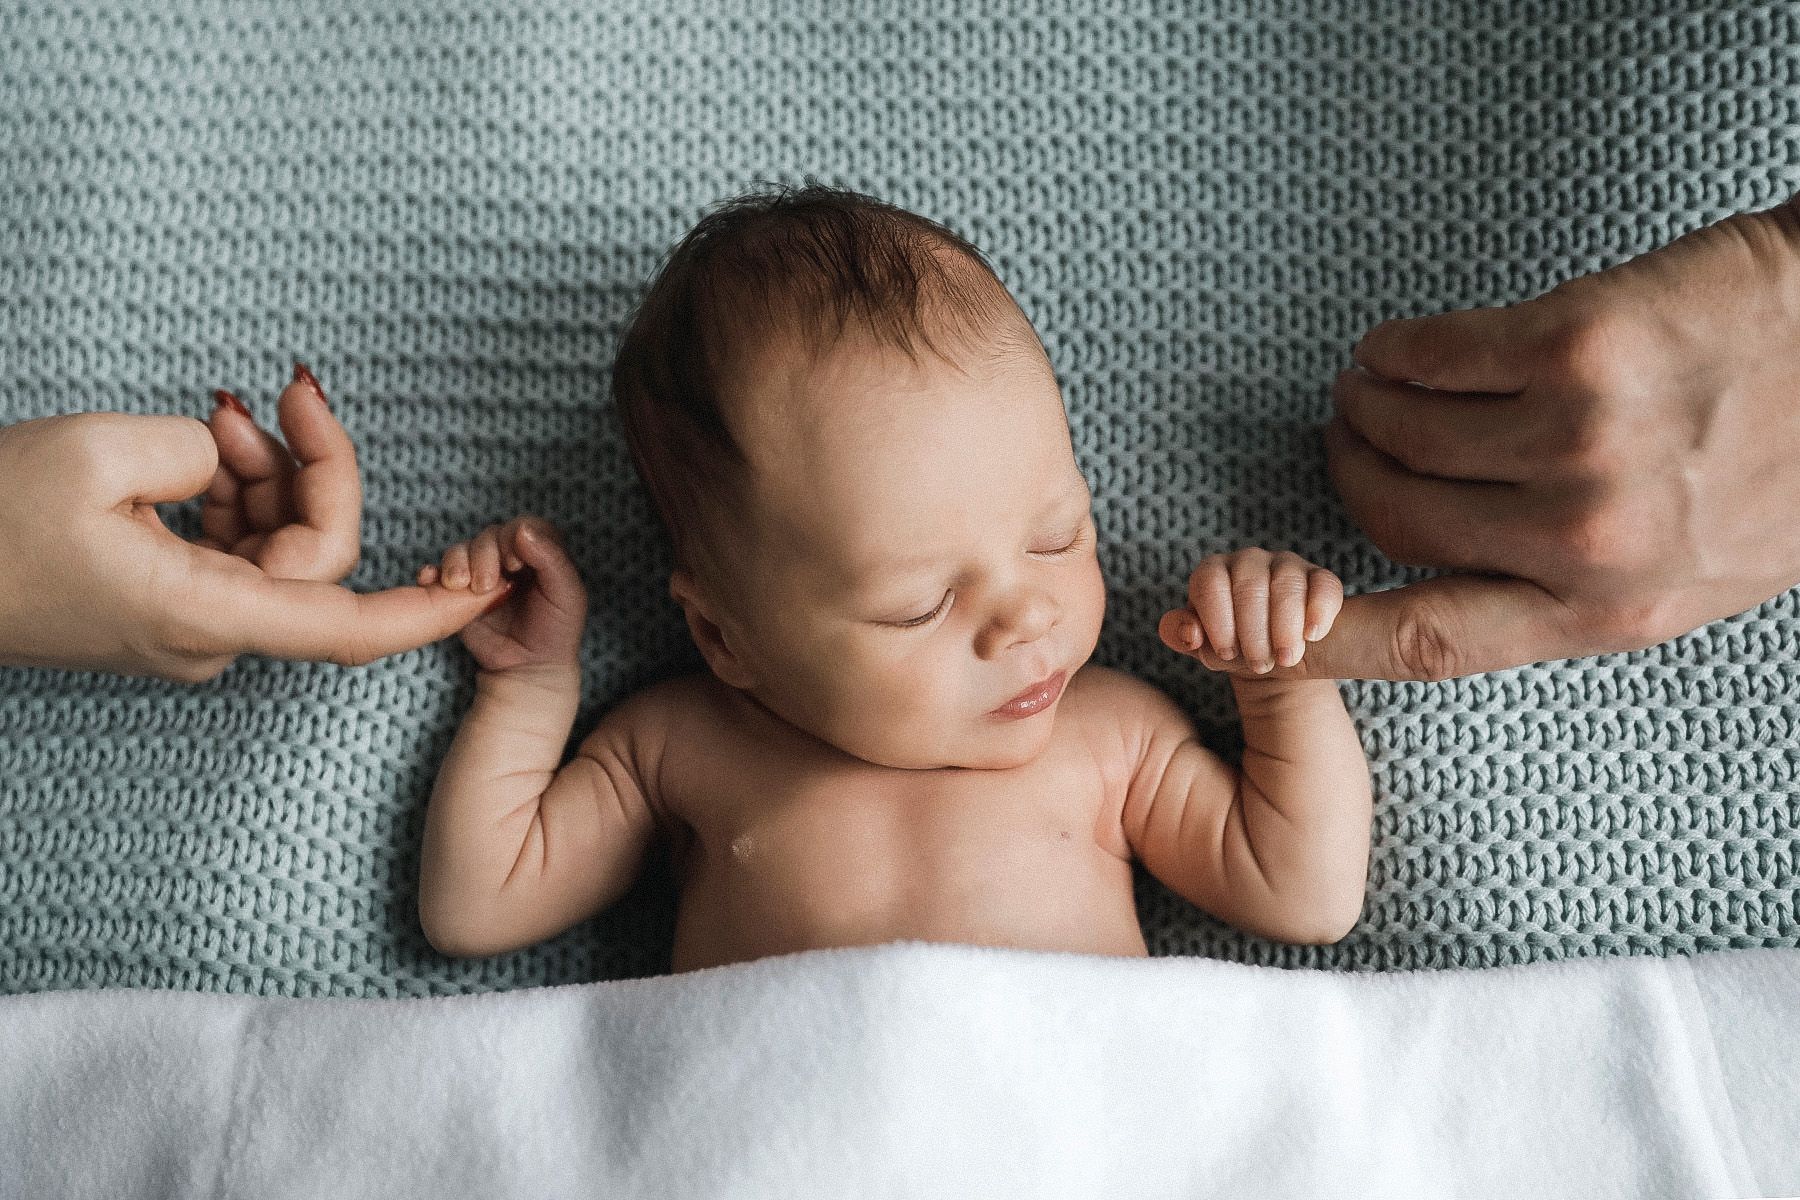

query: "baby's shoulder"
xmin=1064 ymin=662 xmax=1167 ymax=720
xmin=1062 ymin=664 xmax=1194 ymax=758
xmin=613 ymin=670 xmax=721 ymax=736
xmin=616 ymin=670 xmax=769 ymax=766
xmin=593 ymin=671 xmax=725 ymax=839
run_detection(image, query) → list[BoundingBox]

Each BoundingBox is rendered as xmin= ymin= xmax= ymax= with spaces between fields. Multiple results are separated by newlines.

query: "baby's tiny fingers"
xmin=1186 ymin=557 xmax=1238 ymax=660
xmin=506 ymin=515 xmax=587 ymax=618
xmin=441 ymin=542 xmax=472 ymax=589
xmin=1162 ymin=609 xmax=1201 ymax=653
xmin=417 ymin=563 xmax=440 ymax=586
xmin=1270 ymin=555 xmax=1313 ymax=668
xmin=511 ymin=516 xmax=570 ymax=566
xmin=469 ymin=526 xmax=504 ymax=593
xmin=1304 ymin=569 xmax=1346 ymax=641
xmin=497 ymin=516 xmax=533 ymax=573
xmin=1225 ymin=559 xmax=1273 ymax=671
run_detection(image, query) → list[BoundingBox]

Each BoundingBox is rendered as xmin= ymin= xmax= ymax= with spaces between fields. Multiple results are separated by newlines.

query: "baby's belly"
xmin=668 ymin=833 xmax=1148 ymax=974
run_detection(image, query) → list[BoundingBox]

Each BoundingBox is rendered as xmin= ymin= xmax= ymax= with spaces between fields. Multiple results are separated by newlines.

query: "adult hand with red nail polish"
xmin=0 ymin=369 xmax=507 ymax=682
xmin=200 ymin=365 xmax=360 ymax=581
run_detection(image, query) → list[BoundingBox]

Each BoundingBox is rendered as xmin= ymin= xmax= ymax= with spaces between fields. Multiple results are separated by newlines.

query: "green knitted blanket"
xmin=2 ymin=0 xmax=1796 ymax=998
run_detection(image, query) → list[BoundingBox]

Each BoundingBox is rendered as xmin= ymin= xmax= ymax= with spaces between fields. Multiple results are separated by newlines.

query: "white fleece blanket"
xmin=2 ymin=941 xmax=1796 ymax=1199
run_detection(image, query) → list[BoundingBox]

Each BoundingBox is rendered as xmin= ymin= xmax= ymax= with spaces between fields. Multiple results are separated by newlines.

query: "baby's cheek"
xmin=1078 ymin=556 xmax=1108 ymax=626
xmin=852 ymin=639 xmax=947 ymax=710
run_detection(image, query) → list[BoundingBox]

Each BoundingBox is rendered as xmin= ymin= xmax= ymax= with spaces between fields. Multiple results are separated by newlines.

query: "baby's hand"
xmin=417 ymin=515 xmax=588 ymax=675
xmin=1160 ymin=548 xmax=1345 ymax=677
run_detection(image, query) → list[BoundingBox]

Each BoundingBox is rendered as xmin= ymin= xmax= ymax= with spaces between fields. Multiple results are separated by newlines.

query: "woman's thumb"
xmin=76 ymin=413 xmax=219 ymax=507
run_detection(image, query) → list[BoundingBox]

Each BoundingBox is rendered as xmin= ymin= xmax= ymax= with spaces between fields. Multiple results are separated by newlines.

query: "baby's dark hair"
xmin=610 ymin=177 xmax=1037 ymax=593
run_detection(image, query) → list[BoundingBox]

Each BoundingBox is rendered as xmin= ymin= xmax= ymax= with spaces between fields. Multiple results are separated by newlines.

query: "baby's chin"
xmin=840 ymin=703 xmax=1069 ymax=772
xmin=846 ymin=741 xmax=1055 ymax=772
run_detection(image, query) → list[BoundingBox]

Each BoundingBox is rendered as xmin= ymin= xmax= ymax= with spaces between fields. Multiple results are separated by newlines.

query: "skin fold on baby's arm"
xmin=413 ymin=515 xmax=665 ymax=959
xmin=1128 ymin=548 xmax=1374 ymax=944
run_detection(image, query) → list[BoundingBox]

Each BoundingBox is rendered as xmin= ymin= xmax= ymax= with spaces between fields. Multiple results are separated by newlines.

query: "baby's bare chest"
xmin=655 ymin=680 xmax=1137 ymax=964
xmin=679 ymin=734 xmax=1119 ymax=873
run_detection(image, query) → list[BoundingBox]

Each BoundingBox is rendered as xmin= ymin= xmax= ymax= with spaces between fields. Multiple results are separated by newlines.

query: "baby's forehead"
xmin=728 ymin=326 xmax=1072 ymax=555
xmin=740 ymin=342 xmax=1043 ymax=466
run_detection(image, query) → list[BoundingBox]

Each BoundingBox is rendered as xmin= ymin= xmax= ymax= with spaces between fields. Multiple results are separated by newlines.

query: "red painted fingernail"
xmin=292 ymin=361 xmax=328 ymax=408
xmin=212 ymin=388 xmax=251 ymax=417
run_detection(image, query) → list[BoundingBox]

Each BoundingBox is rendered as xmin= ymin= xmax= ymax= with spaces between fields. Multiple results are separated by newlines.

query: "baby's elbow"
xmin=426 ymin=934 xmax=491 ymax=960
xmin=420 ymin=914 xmax=499 ymax=960
xmin=1284 ymin=906 xmax=1362 ymax=946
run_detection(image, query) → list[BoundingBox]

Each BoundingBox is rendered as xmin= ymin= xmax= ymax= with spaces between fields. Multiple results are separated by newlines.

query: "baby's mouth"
xmin=989 ymin=668 xmax=1066 ymax=718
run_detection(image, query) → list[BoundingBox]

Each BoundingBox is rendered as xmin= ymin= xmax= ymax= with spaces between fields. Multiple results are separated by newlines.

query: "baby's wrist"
xmin=1228 ymin=671 xmax=1337 ymax=683
xmin=476 ymin=660 xmax=580 ymax=700
xmin=1228 ymin=673 xmax=1348 ymax=724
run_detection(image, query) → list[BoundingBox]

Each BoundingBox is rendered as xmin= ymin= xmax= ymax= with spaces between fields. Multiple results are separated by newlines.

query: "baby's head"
xmin=611 ymin=181 xmax=1104 ymax=772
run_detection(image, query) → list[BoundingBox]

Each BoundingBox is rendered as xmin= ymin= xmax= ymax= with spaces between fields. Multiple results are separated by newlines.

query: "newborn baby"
xmin=415 ymin=183 xmax=1374 ymax=973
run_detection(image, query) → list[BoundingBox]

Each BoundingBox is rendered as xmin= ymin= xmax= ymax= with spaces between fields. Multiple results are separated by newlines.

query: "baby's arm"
xmin=414 ymin=517 xmax=663 ymax=958
xmin=1124 ymin=549 xmax=1374 ymax=943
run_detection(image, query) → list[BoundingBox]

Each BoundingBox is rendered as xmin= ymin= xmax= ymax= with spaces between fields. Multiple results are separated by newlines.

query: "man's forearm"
xmin=417 ymin=663 xmax=582 ymax=939
xmin=1230 ymin=676 xmax=1374 ymax=938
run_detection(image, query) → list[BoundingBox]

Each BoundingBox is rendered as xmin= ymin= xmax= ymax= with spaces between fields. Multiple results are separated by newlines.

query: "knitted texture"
xmin=2 ymin=0 xmax=1798 ymax=998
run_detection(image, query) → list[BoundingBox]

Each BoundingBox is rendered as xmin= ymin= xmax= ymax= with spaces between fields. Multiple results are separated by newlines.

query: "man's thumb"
xmin=1297 ymin=572 xmax=1597 ymax=682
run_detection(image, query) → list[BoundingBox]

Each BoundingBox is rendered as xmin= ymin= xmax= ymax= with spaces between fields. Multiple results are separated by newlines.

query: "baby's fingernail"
xmin=292 ymin=361 xmax=328 ymax=409
xmin=1278 ymin=645 xmax=1302 ymax=668
xmin=1219 ymin=645 xmax=1237 ymax=660
xmin=1177 ymin=617 xmax=1198 ymax=648
xmin=1304 ymin=621 xmax=1323 ymax=641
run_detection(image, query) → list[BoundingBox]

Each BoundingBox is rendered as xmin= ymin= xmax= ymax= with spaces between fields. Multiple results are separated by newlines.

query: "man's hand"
xmin=1243 ymin=195 xmax=1800 ymax=682
xmin=0 ymin=366 xmax=510 ymax=682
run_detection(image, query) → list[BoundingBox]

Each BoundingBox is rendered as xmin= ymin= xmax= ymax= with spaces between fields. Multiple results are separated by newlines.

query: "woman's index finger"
xmin=275 ymin=373 xmax=363 ymax=555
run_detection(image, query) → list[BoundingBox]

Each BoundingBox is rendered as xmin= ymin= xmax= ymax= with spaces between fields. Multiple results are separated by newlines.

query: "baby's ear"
xmin=668 ymin=569 xmax=756 ymax=690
